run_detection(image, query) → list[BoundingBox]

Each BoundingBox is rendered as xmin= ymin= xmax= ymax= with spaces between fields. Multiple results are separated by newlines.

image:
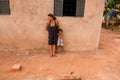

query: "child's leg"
xmin=57 ymin=38 xmax=60 ymax=53
xmin=55 ymin=45 xmax=58 ymax=53
xmin=61 ymin=46 xmax=65 ymax=53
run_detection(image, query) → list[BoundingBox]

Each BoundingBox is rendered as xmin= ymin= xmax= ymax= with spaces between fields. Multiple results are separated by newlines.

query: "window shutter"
xmin=0 ymin=0 xmax=10 ymax=15
xmin=76 ymin=0 xmax=85 ymax=17
xmin=54 ymin=0 xmax=63 ymax=16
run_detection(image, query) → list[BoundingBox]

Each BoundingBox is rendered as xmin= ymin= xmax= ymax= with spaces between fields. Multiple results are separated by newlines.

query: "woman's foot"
xmin=50 ymin=53 xmax=53 ymax=57
xmin=53 ymin=54 xmax=57 ymax=57
xmin=50 ymin=54 xmax=57 ymax=57
xmin=50 ymin=54 xmax=53 ymax=57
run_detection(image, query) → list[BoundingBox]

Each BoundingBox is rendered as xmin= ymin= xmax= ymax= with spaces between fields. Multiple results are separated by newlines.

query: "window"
xmin=54 ymin=0 xmax=85 ymax=17
xmin=63 ymin=0 xmax=77 ymax=16
xmin=0 ymin=0 xmax=10 ymax=15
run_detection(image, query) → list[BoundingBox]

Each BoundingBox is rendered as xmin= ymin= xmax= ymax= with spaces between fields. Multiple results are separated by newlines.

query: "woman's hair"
xmin=48 ymin=14 xmax=56 ymax=20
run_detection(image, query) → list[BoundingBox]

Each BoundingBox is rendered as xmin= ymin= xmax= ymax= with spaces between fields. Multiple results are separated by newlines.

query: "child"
xmin=57 ymin=28 xmax=64 ymax=53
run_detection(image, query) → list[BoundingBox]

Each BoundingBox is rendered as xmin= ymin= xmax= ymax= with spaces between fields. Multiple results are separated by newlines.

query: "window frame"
xmin=54 ymin=0 xmax=85 ymax=17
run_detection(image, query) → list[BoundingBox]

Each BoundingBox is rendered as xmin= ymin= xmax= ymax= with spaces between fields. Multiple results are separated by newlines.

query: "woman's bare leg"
xmin=53 ymin=45 xmax=56 ymax=56
xmin=49 ymin=45 xmax=53 ymax=57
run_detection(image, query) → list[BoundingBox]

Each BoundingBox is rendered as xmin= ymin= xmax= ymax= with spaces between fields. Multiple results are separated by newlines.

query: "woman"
xmin=46 ymin=14 xmax=59 ymax=57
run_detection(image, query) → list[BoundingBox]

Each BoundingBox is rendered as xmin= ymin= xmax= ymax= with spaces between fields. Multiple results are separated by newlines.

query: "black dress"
xmin=48 ymin=22 xmax=58 ymax=45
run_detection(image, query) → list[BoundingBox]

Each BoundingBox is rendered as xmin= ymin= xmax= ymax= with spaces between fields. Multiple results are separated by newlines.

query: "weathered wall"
xmin=0 ymin=0 xmax=104 ymax=51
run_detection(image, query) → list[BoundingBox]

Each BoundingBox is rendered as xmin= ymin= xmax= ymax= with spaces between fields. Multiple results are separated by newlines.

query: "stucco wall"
xmin=0 ymin=0 xmax=104 ymax=51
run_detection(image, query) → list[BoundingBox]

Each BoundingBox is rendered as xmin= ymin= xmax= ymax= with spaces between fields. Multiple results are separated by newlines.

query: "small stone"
xmin=70 ymin=71 xmax=74 ymax=75
xmin=11 ymin=64 xmax=22 ymax=72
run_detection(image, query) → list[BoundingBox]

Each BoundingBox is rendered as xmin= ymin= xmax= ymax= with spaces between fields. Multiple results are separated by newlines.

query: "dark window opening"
xmin=0 ymin=0 xmax=10 ymax=15
xmin=54 ymin=0 xmax=85 ymax=17
xmin=63 ymin=0 xmax=77 ymax=16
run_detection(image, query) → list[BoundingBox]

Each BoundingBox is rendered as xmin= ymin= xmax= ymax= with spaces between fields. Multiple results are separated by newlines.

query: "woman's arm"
xmin=46 ymin=22 xmax=49 ymax=31
xmin=55 ymin=20 xmax=60 ymax=28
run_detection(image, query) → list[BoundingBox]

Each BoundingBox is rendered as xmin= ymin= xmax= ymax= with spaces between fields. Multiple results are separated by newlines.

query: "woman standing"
xmin=46 ymin=14 xmax=59 ymax=57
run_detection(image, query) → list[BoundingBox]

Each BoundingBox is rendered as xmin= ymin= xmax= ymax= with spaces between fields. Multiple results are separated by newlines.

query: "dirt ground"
xmin=0 ymin=29 xmax=120 ymax=80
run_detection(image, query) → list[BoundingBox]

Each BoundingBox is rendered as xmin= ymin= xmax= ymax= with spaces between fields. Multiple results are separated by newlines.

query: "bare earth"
xmin=0 ymin=29 xmax=120 ymax=80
